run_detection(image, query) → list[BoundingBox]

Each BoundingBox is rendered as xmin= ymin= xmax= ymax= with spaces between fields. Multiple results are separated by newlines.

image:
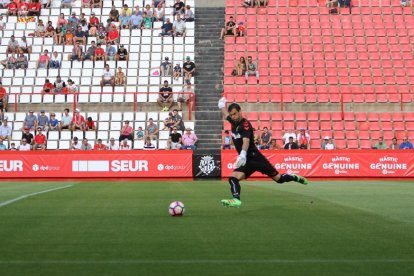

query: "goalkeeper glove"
xmin=235 ymin=150 xmax=247 ymax=168
xmin=218 ymin=97 xmax=227 ymax=109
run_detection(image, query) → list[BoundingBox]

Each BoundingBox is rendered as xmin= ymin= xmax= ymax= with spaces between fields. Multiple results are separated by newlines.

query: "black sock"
xmin=276 ymin=173 xmax=296 ymax=184
xmin=229 ymin=177 xmax=241 ymax=200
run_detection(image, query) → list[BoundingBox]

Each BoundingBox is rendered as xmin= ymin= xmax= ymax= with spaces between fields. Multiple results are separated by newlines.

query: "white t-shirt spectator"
xmin=19 ymin=143 xmax=31 ymax=151
xmin=50 ymin=53 xmax=61 ymax=63
xmin=102 ymin=69 xmax=114 ymax=81
xmin=67 ymin=82 xmax=77 ymax=93
xmin=119 ymin=144 xmax=131 ymax=150
xmin=18 ymin=39 xmax=31 ymax=49
xmin=108 ymin=143 xmax=119 ymax=150
xmin=173 ymin=20 xmax=186 ymax=33
xmin=71 ymin=141 xmax=82 ymax=150
xmin=325 ymin=143 xmax=335 ymax=150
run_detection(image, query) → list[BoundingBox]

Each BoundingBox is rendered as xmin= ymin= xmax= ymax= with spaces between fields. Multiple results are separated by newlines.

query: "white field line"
xmin=0 ymin=259 xmax=413 ymax=265
xmin=0 ymin=185 xmax=73 ymax=208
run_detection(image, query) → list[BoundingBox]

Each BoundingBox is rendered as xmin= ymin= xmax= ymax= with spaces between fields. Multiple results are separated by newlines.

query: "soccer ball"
xmin=169 ymin=201 xmax=185 ymax=216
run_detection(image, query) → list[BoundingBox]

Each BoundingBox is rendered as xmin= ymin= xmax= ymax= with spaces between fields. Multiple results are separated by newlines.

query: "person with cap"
xmin=108 ymin=137 xmax=119 ymax=150
xmin=0 ymin=82 xmax=8 ymax=113
xmin=119 ymin=120 xmax=133 ymax=142
xmin=0 ymin=118 xmax=11 ymax=144
xmin=42 ymin=79 xmax=54 ymax=93
xmin=115 ymin=44 xmax=128 ymax=61
xmin=6 ymin=35 xmax=19 ymax=56
xmin=172 ymin=14 xmax=186 ymax=37
xmin=23 ymin=110 xmax=37 ymax=131
xmin=115 ymin=67 xmax=125 ymax=85
xmin=105 ymin=42 xmax=116 ymax=61
xmin=159 ymin=17 xmax=173 ymax=36
xmin=71 ymin=109 xmax=85 ymax=131
xmin=146 ymin=118 xmax=159 ymax=141
xmin=94 ymin=43 xmax=105 ymax=61
xmin=60 ymin=108 xmax=72 ymax=131
xmin=220 ymin=16 xmax=236 ymax=39
xmin=119 ymin=139 xmax=131 ymax=150
xmin=177 ymin=81 xmax=193 ymax=111
xmin=140 ymin=12 xmax=152 ymax=29
xmin=100 ymin=63 xmax=115 ymax=90
xmin=61 ymin=0 xmax=76 ymax=9
xmin=19 ymin=138 xmax=32 ymax=151
xmin=18 ymin=36 xmax=32 ymax=54
xmin=34 ymin=127 xmax=47 ymax=150
xmin=85 ymin=116 xmax=96 ymax=131
xmin=22 ymin=126 xmax=34 ymax=147
xmin=80 ymin=138 xmax=92 ymax=151
xmin=297 ymin=128 xmax=311 ymax=149
xmin=48 ymin=113 xmax=59 ymax=132
xmin=70 ymin=136 xmax=82 ymax=150
xmin=107 ymin=24 xmax=120 ymax=44
xmin=173 ymin=62 xmax=182 ymax=80
xmin=94 ymin=139 xmax=107 ymax=150
xmin=160 ymin=57 xmax=171 ymax=76
xmin=36 ymin=110 xmax=49 ymax=131
xmin=321 ymin=136 xmax=335 ymax=150
xmin=245 ymin=56 xmax=259 ymax=84
xmin=183 ymin=56 xmax=195 ymax=81
xmin=157 ymin=80 xmax=173 ymax=111
xmin=180 ymin=127 xmax=198 ymax=150
xmin=82 ymin=41 xmax=97 ymax=61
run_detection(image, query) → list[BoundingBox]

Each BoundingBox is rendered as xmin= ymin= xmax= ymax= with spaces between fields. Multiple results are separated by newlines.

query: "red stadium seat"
xmin=347 ymin=140 xmax=359 ymax=149
xmin=335 ymin=139 xmax=347 ymax=149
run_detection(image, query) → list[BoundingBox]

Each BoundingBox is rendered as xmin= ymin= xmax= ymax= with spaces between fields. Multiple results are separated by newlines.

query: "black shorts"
xmin=235 ymin=151 xmax=278 ymax=179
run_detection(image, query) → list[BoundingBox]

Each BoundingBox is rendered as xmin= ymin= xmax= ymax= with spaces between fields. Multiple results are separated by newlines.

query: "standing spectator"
xmin=297 ymin=128 xmax=311 ymax=149
xmin=321 ymin=136 xmax=335 ymax=150
xmin=173 ymin=62 xmax=182 ymax=80
xmin=18 ymin=138 xmax=32 ymax=151
xmin=53 ymin=76 xmax=66 ymax=93
xmin=160 ymin=57 xmax=171 ymax=76
xmin=80 ymin=138 xmax=92 ymax=150
xmin=119 ymin=120 xmax=133 ymax=142
xmin=399 ymin=137 xmax=413 ymax=149
xmin=60 ymin=108 xmax=72 ymax=131
xmin=74 ymin=25 xmax=87 ymax=45
xmin=71 ymin=109 xmax=85 ymax=131
xmin=108 ymin=137 xmax=119 ymax=150
xmin=6 ymin=35 xmax=19 ymax=56
xmin=109 ymin=5 xmax=120 ymax=22
xmin=85 ymin=117 xmax=96 ymax=131
xmin=172 ymin=14 xmax=186 ymax=37
xmin=172 ymin=0 xmax=185 ymax=15
xmin=119 ymin=10 xmax=130 ymax=29
xmin=284 ymin=137 xmax=299 ymax=150
xmin=94 ymin=43 xmax=105 ymax=61
xmin=35 ymin=20 xmax=46 ymax=37
xmin=146 ymin=118 xmax=159 ymax=140
xmin=119 ymin=139 xmax=131 ymax=150
xmin=23 ymin=110 xmax=37 ymax=131
xmin=159 ymin=18 xmax=173 ymax=36
xmin=389 ymin=137 xmax=399 ymax=150
xmin=0 ymin=138 xmax=6 ymax=150
xmin=157 ymin=80 xmax=173 ymax=111
xmin=172 ymin=109 xmax=185 ymax=131
xmin=183 ymin=5 xmax=194 ymax=22
xmin=115 ymin=45 xmax=128 ymax=61
xmin=37 ymin=49 xmax=50 ymax=69
xmin=0 ymin=119 xmax=11 ymax=144
xmin=100 ymin=64 xmax=115 ymax=90
xmin=34 ymin=127 xmax=47 ymax=150
xmin=22 ymin=127 xmax=34 ymax=147
xmin=129 ymin=10 xmax=143 ymax=29
xmin=48 ymin=113 xmax=59 ymax=132
xmin=94 ymin=139 xmax=107 ymax=150
xmin=258 ymin=127 xmax=271 ymax=150
xmin=136 ymin=126 xmax=145 ymax=140
xmin=0 ymin=82 xmax=6 ymax=113
xmin=105 ymin=42 xmax=116 ymax=61
xmin=82 ymin=41 xmax=96 ymax=61
xmin=245 ymin=56 xmax=259 ymax=84
xmin=143 ymin=137 xmax=156 ymax=150
xmin=235 ymin=57 xmax=246 ymax=76
xmin=220 ymin=16 xmax=236 ymax=39
xmin=373 ymin=136 xmax=387 ymax=149
xmin=49 ymin=51 xmax=61 ymax=69
xmin=222 ymin=130 xmax=232 ymax=149
xmin=36 ymin=110 xmax=49 ymax=131
xmin=115 ymin=67 xmax=125 ymax=85
xmin=153 ymin=5 xmax=165 ymax=22
xmin=107 ymin=25 xmax=119 ymax=44
xmin=18 ymin=36 xmax=32 ymax=54
xmin=180 ymin=127 xmax=198 ymax=150
xmin=70 ymin=137 xmax=82 ymax=150
xmin=183 ymin=56 xmax=195 ymax=81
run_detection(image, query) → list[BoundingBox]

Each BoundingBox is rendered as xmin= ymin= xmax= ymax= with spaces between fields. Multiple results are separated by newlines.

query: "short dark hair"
xmin=227 ymin=103 xmax=241 ymax=113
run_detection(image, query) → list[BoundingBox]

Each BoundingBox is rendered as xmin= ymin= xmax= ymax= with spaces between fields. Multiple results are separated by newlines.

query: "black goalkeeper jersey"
xmin=226 ymin=116 xmax=259 ymax=157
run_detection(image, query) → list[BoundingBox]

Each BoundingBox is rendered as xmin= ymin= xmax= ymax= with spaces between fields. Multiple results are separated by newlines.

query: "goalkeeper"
xmin=218 ymin=97 xmax=308 ymax=207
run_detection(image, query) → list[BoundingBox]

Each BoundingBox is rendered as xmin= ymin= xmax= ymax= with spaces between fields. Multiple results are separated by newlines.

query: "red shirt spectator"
xmin=107 ymin=28 xmax=119 ymax=42
xmin=85 ymin=119 xmax=95 ymax=130
xmin=34 ymin=133 xmax=46 ymax=144
xmin=29 ymin=1 xmax=41 ymax=11
xmin=18 ymin=2 xmax=28 ymax=11
xmin=8 ymin=2 xmax=18 ymax=14
xmin=90 ymin=15 xmax=99 ymax=26
xmin=42 ymin=81 xmax=53 ymax=93
xmin=0 ymin=86 xmax=6 ymax=100
xmin=72 ymin=113 xmax=85 ymax=125
xmin=94 ymin=142 xmax=106 ymax=150
xmin=95 ymin=47 xmax=104 ymax=56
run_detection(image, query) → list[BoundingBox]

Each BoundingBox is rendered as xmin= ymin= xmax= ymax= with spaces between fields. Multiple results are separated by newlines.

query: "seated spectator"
xmin=284 ymin=137 xmax=299 ymax=150
xmin=36 ymin=110 xmax=49 ymax=131
xmin=88 ymin=23 xmax=97 ymax=37
xmin=0 ymin=82 xmax=7 ymax=112
xmin=115 ymin=67 xmax=125 ymax=85
xmin=7 ymin=1 xmax=18 ymax=16
xmin=153 ymin=5 xmax=165 ymax=22
xmin=49 ymin=51 xmax=61 ymax=69
xmin=41 ymin=0 xmax=52 ymax=8
xmin=389 ymin=137 xmax=399 ymax=150
xmin=18 ymin=36 xmax=32 ymax=54
xmin=107 ymin=25 xmax=119 ymax=44
xmin=129 ymin=10 xmax=142 ymax=29
xmin=236 ymin=22 xmax=245 ymax=37
xmin=1 ymin=53 xmax=17 ymax=69
xmin=245 ymin=56 xmax=259 ymax=84
xmin=81 ymin=138 xmax=92 ymax=150
xmin=105 ymin=42 xmax=116 ymax=61
xmin=258 ymin=127 xmax=271 ymax=150
xmin=23 ymin=110 xmax=37 ymax=131
xmin=180 ymin=127 xmax=198 ymax=150
xmin=172 ymin=0 xmax=185 ymax=15
xmin=119 ymin=120 xmax=133 ymax=142
xmin=153 ymin=0 xmax=165 ymax=8
xmin=401 ymin=0 xmax=411 ymax=6
xmin=119 ymin=10 xmax=130 ymax=29
xmin=256 ymin=0 xmax=268 ymax=7
xmin=89 ymin=12 xmax=100 ymax=27
xmin=159 ymin=18 xmax=173 ymax=36
xmin=133 ymin=4 xmax=142 ymax=15
xmin=297 ymin=128 xmax=311 ymax=149
xmin=22 ymin=127 xmax=34 ymax=147
xmin=19 ymin=138 xmax=31 ymax=151
xmin=70 ymin=43 xmax=83 ymax=61
xmin=373 ymin=136 xmax=387 ymax=149
xmin=0 ymin=119 xmax=11 ymax=143
xmin=66 ymin=79 xmax=78 ymax=93
xmin=18 ymin=0 xmax=29 ymax=18
xmin=36 ymin=50 xmax=50 ymax=69
xmin=34 ymin=127 xmax=47 ymax=150
xmin=143 ymin=137 xmax=156 ymax=150
xmin=172 ymin=14 xmax=186 ymax=37
xmin=162 ymin=112 xmax=174 ymax=131
xmin=9 ymin=142 xmax=17 ymax=151
xmin=269 ymin=138 xmax=278 ymax=149
xmin=0 ymin=0 xmax=9 ymax=8
xmin=74 ymin=26 xmax=87 ymax=45
xmin=60 ymin=108 xmax=72 ymax=131
xmin=79 ymin=19 xmax=89 ymax=33
xmin=136 ymin=126 xmax=145 ymax=140
xmin=100 ymin=64 xmax=115 ymax=90
xmin=108 ymin=137 xmax=119 ymax=150
xmin=172 ymin=109 xmax=185 ymax=132
xmin=141 ymin=12 xmax=152 ymax=29
xmin=157 ymin=80 xmax=173 ymax=111
xmin=71 ymin=109 xmax=85 ymax=131
xmin=242 ymin=0 xmax=254 ymax=7
xmin=399 ymin=137 xmax=413 ymax=149
xmin=222 ymin=130 xmax=232 ymax=149
xmin=61 ymin=0 xmax=75 ymax=8
xmin=48 ymin=113 xmax=59 ymax=132
xmin=326 ymin=0 xmax=338 ymax=8
xmin=178 ymin=82 xmax=193 ymax=111
xmin=119 ymin=139 xmax=131 ymax=150
xmin=44 ymin=21 xmax=55 ymax=38
xmin=183 ymin=5 xmax=194 ymax=22
xmin=91 ymin=0 xmax=102 ymax=8
xmin=173 ymin=62 xmax=182 ymax=80
xmin=105 ymin=18 xmax=113 ymax=32
xmin=57 ymin=13 xmax=67 ymax=26
xmin=0 ymin=15 xmax=4 ymax=31
xmin=96 ymin=26 xmax=107 ymax=45
xmin=94 ymin=139 xmax=107 ymax=150
xmin=70 ymin=137 xmax=82 ymax=150
xmin=144 ymin=4 xmax=153 ymax=17
xmin=160 ymin=57 xmax=171 ymax=76
xmin=93 ymin=43 xmax=105 ymax=61
xmin=42 ymin=79 xmax=54 ymax=93
xmin=338 ymin=0 xmax=350 ymax=7
xmin=6 ymin=35 xmax=19 ymax=56
xmin=115 ymin=44 xmax=128 ymax=61
xmin=321 ymin=136 xmax=335 ymax=150
xmin=235 ymin=57 xmax=246 ymax=76
xmin=109 ymin=5 xmax=120 ymax=22
xmin=81 ymin=0 xmax=91 ymax=8
xmin=85 ymin=117 xmax=96 ymax=131
xmin=53 ymin=76 xmax=66 ymax=93
xmin=35 ymin=20 xmax=46 ymax=37
xmin=83 ymin=41 xmax=96 ymax=61
xmin=15 ymin=51 xmax=28 ymax=69
xmin=0 ymin=138 xmax=6 ymax=150
xmin=183 ymin=56 xmax=195 ymax=81
xmin=220 ymin=16 xmax=236 ymax=39
xmin=146 ymin=118 xmax=159 ymax=140
xmin=65 ymin=29 xmax=74 ymax=45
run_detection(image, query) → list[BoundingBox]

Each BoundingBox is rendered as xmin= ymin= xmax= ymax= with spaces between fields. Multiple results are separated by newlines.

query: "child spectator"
xmin=136 ymin=126 xmax=145 ymax=140
xmin=94 ymin=139 xmax=107 ymax=150
xmin=85 ymin=117 xmax=96 ymax=131
xmin=297 ymin=128 xmax=311 ymax=149
xmin=115 ymin=67 xmax=125 ymax=85
xmin=48 ymin=113 xmax=59 ymax=132
xmin=173 ymin=62 xmax=182 ymax=80
xmin=42 ymin=79 xmax=54 ymax=93
xmin=321 ymin=136 xmax=335 ymax=150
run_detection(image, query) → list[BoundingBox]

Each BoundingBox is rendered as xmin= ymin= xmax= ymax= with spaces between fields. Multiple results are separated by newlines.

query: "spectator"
xmin=6 ymin=35 xmax=19 ymax=56
xmin=284 ymin=137 xmax=299 ymax=150
xmin=74 ymin=26 xmax=87 ymax=45
xmin=183 ymin=56 xmax=195 ymax=82
xmin=89 ymin=12 xmax=100 ymax=27
xmin=91 ymin=0 xmax=102 ymax=8
xmin=105 ymin=42 xmax=116 ymax=61
xmin=70 ymin=136 xmax=82 ymax=150
xmin=119 ymin=139 xmax=131 ymax=150
xmin=83 ymin=41 xmax=96 ymax=61
xmin=373 ymin=136 xmax=387 ymax=149
xmin=172 ymin=14 xmax=186 ymax=37
xmin=245 ymin=56 xmax=259 ymax=84
xmin=399 ymin=137 xmax=413 ymax=149
xmin=0 ymin=119 xmax=11 ymax=143
xmin=85 ymin=117 xmax=96 ymax=131
xmin=34 ymin=127 xmax=47 ymax=150
xmin=115 ymin=67 xmax=125 ymax=85
xmin=48 ymin=113 xmax=59 ymax=132
xmin=121 ymin=4 xmax=132 ymax=17
xmin=18 ymin=36 xmax=32 ymax=54
xmin=172 ymin=0 xmax=185 ymax=15
xmin=18 ymin=138 xmax=31 ymax=151
xmin=81 ymin=138 xmax=92 ymax=150
xmin=160 ymin=57 xmax=171 ymax=76
xmin=143 ymin=137 xmax=156 ymax=150
xmin=180 ymin=127 xmax=198 ymax=150
xmin=235 ymin=56 xmax=246 ymax=76
xmin=81 ymin=0 xmax=91 ymax=8
xmin=1 ymin=53 xmax=17 ymax=69
xmin=109 ymin=5 xmax=120 ymax=22
xmin=0 ymin=15 xmax=4 ymax=31
xmin=153 ymin=0 xmax=165 ymax=8
xmin=89 ymin=23 xmax=97 ymax=37
xmin=401 ymin=0 xmax=411 ymax=6
xmin=53 ymin=76 xmax=66 ymax=93
xmin=49 ymin=51 xmax=61 ymax=69
xmin=129 ymin=10 xmax=143 ymax=29
xmin=9 ymin=142 xmax=17 ymax=151
xmin=15 ymin=51 xmax=28 ymax=69
xmin=108 ymin=137 xmax=119 ymax=150
xmin=141 ymin=12 xmax=152 ymax=29
xmin=236 ymin=22 xmax=246 ymax=37
xmin=37 ymin=50 xmax=50 ymax=69
xmin=242 ymin=0 xmax=254 ymax=7
xmin=18 ymin=0 xmax=29 ymax=18
xmin=173 ymin=62 xmax=182 ymax=80
xmin=65 ymin=29 xmax=74 ymax=45
xmin=144 ymin=4 xmax=153 ymax=17
xmin=0 ymin=82 xmax=6 ymax=112
xmin=159 ymin=18 xmax=173 ymax=36
xmin=146 ymin=118 xmax=159 ymax=140
xmin=7 ymin=1 xmax=18 ymax=16
xmin=96 ymin=25 xmax=107 ymax=45
xmin=0 ymin=138 xmax=6 ymax=150
xmin=157 ymin=80 xmax=173 ymax=111
xmin=107 ymin=25 xmax=119 ymax=44
xmin=35 ymin=20 xmax=46 ymax=37
xmin=389 ymin=137 xmax=399 ymax=150
xmin=57 ymin=13 xmax=67 ymax=26
xmin=258 ymin=127 xmax=272 ymax=150
xmin=60 ymin=108 xmax=72 ymax=131
xmin=172 ymin=109 xmax=185 ymax=131
xmin=183 ymin=5 xmax=194 ymax=22
xmin=23 ymin=110 xmax=37 ymax=131
xmin=256 ymin=0 xmax=268 ymax=7
xmin=22 ymin=127 xmax=34 ymax=147
xmin=177 ymin=81 xmax=193 ymax=111
xmin=222 ymin=130 xmax=232 ymax=149
xmin=136 ymin=126 xmax=145 ymax=140
xmin=321 ymin=136 xmax=335 ymax=150
xmin=338 ymin=0 xmax=351 ymax=8
xmin=94 ymin=139 xmax=107 ymax=150
xmin=41 ymin=0 xmax=52 ymax=8
xmin=119 ymin=120 xmax=133 ymax=142
xmin=297 ymin=128 xmax=311 ymax=149
xmin=153 ymin=4 xmax=165 ymax=22
xmin=162 ymin=112 xmax=174 ymax=131
xmin=220 ymin=16 xmax=236 ymax=39
xmin=100 ymin=64 xmax=115 ymax=90
xmin=119 ymin=10 xmax=130 ymax=29
xmin=79 ymin=19 xmax=89 ymax=33
xmin=71 ymin=109 xmax=85 ymax=131
xmin=61 ymin=0 xmax=75 ymax=8
xmin=0 ymin=1 xmax=9 ymax=9
xmin=94 ymin=43 xmax=105 ymax=61
xmin=326 ymin=0 xmax=338 ymax=8
xmin=44 ymin=21 xmax=55 ymax=38
xmin=36 ymin=110 xmax=49 ymax=131
xmin=115 ymin=44 xmax=128 ymax=61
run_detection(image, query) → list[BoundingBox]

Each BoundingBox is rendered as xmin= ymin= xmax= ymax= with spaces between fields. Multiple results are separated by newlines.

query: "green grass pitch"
xmin=0 ymin=180 xmax=414 ymax=276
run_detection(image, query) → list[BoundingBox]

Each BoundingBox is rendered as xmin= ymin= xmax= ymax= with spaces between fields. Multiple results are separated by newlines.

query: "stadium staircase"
xmin=194 ymin=7 xmax=225 ymax=152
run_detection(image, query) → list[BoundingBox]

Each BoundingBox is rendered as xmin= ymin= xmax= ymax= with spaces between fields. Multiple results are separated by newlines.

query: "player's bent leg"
xmin=221 ymin=171 xmax=245 ymax=207
xmin=272 ymin=173 xmax=308 ymax=185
